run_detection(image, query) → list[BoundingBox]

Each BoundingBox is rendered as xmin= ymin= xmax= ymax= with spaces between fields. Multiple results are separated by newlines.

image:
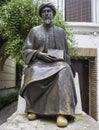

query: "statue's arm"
xmin=63 ymin=31 xmax=76 ymax=77
xmin=22 ymin=28 xmax=39 ymax=65
xmin=63 ymin=31 xmax=71 ymax=65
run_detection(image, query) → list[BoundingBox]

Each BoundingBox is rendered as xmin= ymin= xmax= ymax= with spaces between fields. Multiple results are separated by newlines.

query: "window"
xmin=65 ymin=0 xmax=91 ymax=22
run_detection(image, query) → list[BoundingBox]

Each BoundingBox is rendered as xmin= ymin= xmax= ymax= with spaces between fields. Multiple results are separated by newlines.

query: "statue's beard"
xmin=44 ymin=19 xmax=51 ymax=24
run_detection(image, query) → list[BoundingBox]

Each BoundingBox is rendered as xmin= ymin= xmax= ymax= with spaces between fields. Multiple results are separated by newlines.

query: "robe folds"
xmin=20 ymin=23 xmax=77 ymax=119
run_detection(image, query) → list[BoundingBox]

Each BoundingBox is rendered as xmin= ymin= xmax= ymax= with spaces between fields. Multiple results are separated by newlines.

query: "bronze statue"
xmin=20 ymin=2 xmax=77 ymax=127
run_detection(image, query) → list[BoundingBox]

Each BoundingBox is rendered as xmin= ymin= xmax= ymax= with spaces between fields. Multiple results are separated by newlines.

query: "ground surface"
xmin=0 ymin=101 xmax=17 ymax=125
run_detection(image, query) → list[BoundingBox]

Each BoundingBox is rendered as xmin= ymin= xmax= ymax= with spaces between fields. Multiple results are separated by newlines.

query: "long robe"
xmin=20 ymin=23 xmax=77 ymax=119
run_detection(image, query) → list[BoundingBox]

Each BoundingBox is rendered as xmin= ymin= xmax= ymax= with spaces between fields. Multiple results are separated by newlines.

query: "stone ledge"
xmin=0 ymin=112 xmax=99 ymax=130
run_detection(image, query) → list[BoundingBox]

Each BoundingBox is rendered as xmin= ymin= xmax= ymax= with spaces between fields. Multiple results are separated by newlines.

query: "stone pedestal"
xmin=0 ymin=112 xmax=99 ymax=130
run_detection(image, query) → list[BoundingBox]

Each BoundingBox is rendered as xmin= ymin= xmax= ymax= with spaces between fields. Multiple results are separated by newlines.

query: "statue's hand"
xmin=37 ymin=52 xmax=57 ymax=62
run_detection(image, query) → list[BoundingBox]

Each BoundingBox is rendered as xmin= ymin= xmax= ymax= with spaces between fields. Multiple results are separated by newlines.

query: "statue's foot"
xmin=27 ymin=113 xmax=37 ymax=120
xmin=56 ymin=115 xmax=68 ymax=127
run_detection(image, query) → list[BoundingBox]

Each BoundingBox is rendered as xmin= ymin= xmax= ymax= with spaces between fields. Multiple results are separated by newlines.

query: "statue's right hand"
xmin=37 ymin=52 xmax=57 ymax=63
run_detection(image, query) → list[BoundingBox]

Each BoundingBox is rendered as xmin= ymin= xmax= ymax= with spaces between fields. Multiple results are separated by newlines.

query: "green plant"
xmin=0 ymin=92 xmax=18 ymax=109
xmin=0 ymin=0 xmax=11 ymax=6
xmin=0 ymin=0 xmax=41 ymax=62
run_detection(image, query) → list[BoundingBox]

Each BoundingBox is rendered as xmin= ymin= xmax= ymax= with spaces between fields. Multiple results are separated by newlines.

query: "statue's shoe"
xmin=27 ymin=113 xmax=37 ymax=120
xmin=56 ymin=115 xmax=68 ymax=127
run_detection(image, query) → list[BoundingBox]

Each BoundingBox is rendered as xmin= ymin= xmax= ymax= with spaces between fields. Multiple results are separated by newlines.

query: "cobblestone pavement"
xmin=0 ymin=101 xmax=17 ymax=125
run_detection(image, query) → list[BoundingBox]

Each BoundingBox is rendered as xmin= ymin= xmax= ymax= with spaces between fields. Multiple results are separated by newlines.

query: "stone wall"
xmin=0 ymin=58 xmax=16 ymax=95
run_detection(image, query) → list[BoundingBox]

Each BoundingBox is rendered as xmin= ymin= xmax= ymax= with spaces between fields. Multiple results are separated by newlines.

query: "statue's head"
xmin=39 ymin=2 xmax=56 ymax=25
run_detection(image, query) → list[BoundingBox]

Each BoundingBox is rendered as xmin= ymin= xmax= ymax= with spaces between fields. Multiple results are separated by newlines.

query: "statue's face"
xmin=41 ymin=7 xmax=54 ymax=25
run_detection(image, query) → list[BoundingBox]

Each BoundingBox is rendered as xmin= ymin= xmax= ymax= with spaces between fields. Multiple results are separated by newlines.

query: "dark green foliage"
xmin=0 ymin=92 xmax=18 ymax=109
xmin=0 ymin=0 xmax=11 ymax=6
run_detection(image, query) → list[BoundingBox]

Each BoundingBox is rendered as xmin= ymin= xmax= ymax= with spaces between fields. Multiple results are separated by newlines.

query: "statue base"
xmin=0 ymin=112 xmax=99 ymax=130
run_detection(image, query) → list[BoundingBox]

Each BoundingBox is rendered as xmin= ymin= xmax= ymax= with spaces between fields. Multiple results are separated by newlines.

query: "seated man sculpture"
xmin=20 ymin=2 xmax=77 ymax=127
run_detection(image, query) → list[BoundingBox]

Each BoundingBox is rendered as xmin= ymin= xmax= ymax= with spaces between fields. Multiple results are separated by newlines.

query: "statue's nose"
xmin=45 ymin=10 xmax=48 ymax=15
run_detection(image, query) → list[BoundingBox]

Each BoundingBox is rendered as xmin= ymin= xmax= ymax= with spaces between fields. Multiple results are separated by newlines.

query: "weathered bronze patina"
xmin=20 ymin=2 xmax=77 ymax=127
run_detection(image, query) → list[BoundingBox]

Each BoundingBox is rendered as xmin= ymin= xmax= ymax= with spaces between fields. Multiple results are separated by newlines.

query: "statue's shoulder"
xmin=54 ymin=25 xmax=65 ymax=35
xmin=32 ymin=24 xmax=43 ymax=31
xmin=29 ymin=25 xmax=43 ymax=35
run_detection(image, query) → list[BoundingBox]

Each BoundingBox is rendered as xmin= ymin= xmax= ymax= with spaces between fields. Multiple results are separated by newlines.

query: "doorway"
xmin=71 ymin=59 xmax=89 ymax=114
